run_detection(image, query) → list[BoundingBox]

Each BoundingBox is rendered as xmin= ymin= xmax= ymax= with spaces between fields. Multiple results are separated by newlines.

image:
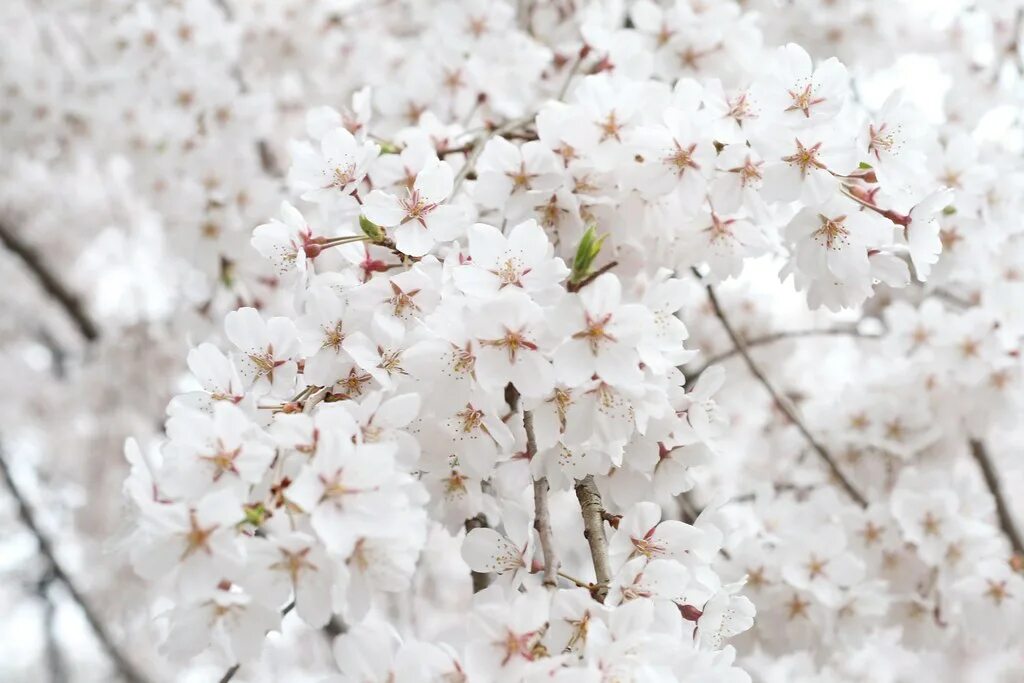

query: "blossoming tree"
xmin=3 ymin=0 xmax=1024 ymax=681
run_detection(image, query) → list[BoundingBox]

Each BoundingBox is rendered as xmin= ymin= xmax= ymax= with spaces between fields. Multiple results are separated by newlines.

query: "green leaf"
xmin=242 ymin=503 xmax=267 ymax=528
xmin=570 ymin=225 xmax=606 ymax=284
xmin=359 ymin=215 xmax=385 ymax=241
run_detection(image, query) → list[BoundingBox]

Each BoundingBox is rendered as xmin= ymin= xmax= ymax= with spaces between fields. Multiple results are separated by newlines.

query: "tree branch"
xmin=567 ymin=261 xmax=618 ymax=293
xmin=969 ymin=439 xmax=1024 ymax=558
xmin=39 ymin=578 xmax=68 ymax=683
xmin=685 ymin=327 xmax=873 ymax=388
xmin=575 ymin=475 xmax=612 ymax=601
xmin=694 ymin=271 xmax=868 ymax=508
xmin=0 ymin=444 xmax=148 ymax=683
xmin=0 ymin=220 xmax=99 ymax=342
xmin=525 ymin=410 xmax=558 ymax=589
xmin=217 ymin=664 xmax=240 ymax=683
xmin=452 ymin=115 xmax=537 ymax=196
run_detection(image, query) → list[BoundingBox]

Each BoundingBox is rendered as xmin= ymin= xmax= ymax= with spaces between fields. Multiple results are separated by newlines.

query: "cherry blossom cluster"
xmin=113 ymin=0 xmax=1024 ymax=680
xmin=126 ymin=175 xmax=755 ymax=676
xmin=0 ymin=0 xmax=1013 ymax=680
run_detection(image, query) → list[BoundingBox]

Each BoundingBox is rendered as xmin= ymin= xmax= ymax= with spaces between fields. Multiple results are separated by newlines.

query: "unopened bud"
xmin=678 ymin=603 xmax=703 ymax=622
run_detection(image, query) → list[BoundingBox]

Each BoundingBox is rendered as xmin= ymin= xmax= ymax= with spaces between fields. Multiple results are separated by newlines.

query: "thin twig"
xmin=932 ymin=288 xmax=975 ymax=309
xmin=575 ymin=475 xmax=612 ymax=601
xmin=969 ymin=439 xmax=1024 ymax=558
xmin=556 ymin=49 xmax=586 ymax=100
xmin=0 ymin=220 xmax=99 ymax=341
xmin=567 ymin=261 xmax=618 ymax=293
xmin=0 ymin=444 xmax=148 ymax=683
xmin=685 ymin=327 xmax=872 ymax=386
xmin=694 ymin=270 xmax=868 ymax=508
xmin=217 ymin=664 xmax=240 ymax=683
xmin=452 ymin=115 xmax=535 ymax=196
xmin=556 ymin=570 xmax=591 ymax=588
xmin=40 ymin=578 xmax=68 ymax=683
xmin=526 ymin=410 xmax=558 ymax=589
xmin=729 ymin=483 xmax=815 ymax=505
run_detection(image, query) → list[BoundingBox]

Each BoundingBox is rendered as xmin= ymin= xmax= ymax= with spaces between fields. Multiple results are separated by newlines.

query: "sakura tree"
xmin=3 ymin=0 xmax=1024 ymax=681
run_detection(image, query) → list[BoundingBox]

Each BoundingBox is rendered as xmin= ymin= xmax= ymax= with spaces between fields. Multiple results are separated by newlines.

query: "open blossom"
xmin=224 ymin=307 xmax=301 ymax=396
xmin=288 ymin=126 xmax=379 ymax=209
xmin=164 ymin=401 xmax=274 ymax=492
xmin=630 ymin=107 xmax=716 ymax=210
xmin=469 ymin=289 xmax=555 ymax=398
xmin=758 ymin=126 xmax=858 ymax=203
xmin=454 ymin=219 xmax=569 ymax=301
xmin=363 ymin=157 xmax=468 ymax=256
xmin=129 ymin=489 xmax=245 ymax=598
xmin=680 ymin=208 xmax=766 ymax=282
xmin=164 ymin=589 xmax=281 ymax=664
xmin=756 ymin=43 xmax=849 ymax=127
xmin=783 ymin=196 xmax=893 ymax=310
xmin=474 ymin=137 xmax=563 ymax=218
xmin=552 ymin=274 xmax=652 ymax=388
xmin=608 ymin=502 xmax=717 ymax=570
xmin=859 ymin=93 xmax=928 ymax=188
xmin=170 ymin=342 xmax=245 ymax=415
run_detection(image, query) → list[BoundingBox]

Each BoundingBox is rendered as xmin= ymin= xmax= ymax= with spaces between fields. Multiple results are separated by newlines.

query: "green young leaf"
xmin=570 ymin=226 xmax=607 ymax=284
xmin=359 ymin=215 xmax=385 ymax=241
xmin=242 ymin=503 xmax=267 ymax=528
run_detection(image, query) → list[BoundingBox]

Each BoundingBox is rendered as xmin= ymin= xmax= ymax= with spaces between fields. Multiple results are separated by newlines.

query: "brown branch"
xmin=438 ymin=130 xmax=538 ymax=159
xmin=452 ymin=115 xmax=537 ymax=196
xmin=685 ymin=327 xmax=872 ymax=388
xmin=0 ymin=444 xmax=148 ymax=683
xmin=575 ymin=475 xmax=612 ymax=601
xmin=525 ymin=410 xmax=558 ymax=588
xmin=40 ymin=578 xmax=68 ymax=683
xmin=969 ymin=439 xmax=1024 ymax=558
xmin=0 ymin=220 xmax=99 ymax=342
xmin=567 ymin=261 xmax=618 ymax=293
xmin=556 ymin=48 xmax=587 ymax=100
xmin=217 ymin=664 xmax=241 ymax=683
xmin=694 ymin=270 xmax=868 ymax=508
